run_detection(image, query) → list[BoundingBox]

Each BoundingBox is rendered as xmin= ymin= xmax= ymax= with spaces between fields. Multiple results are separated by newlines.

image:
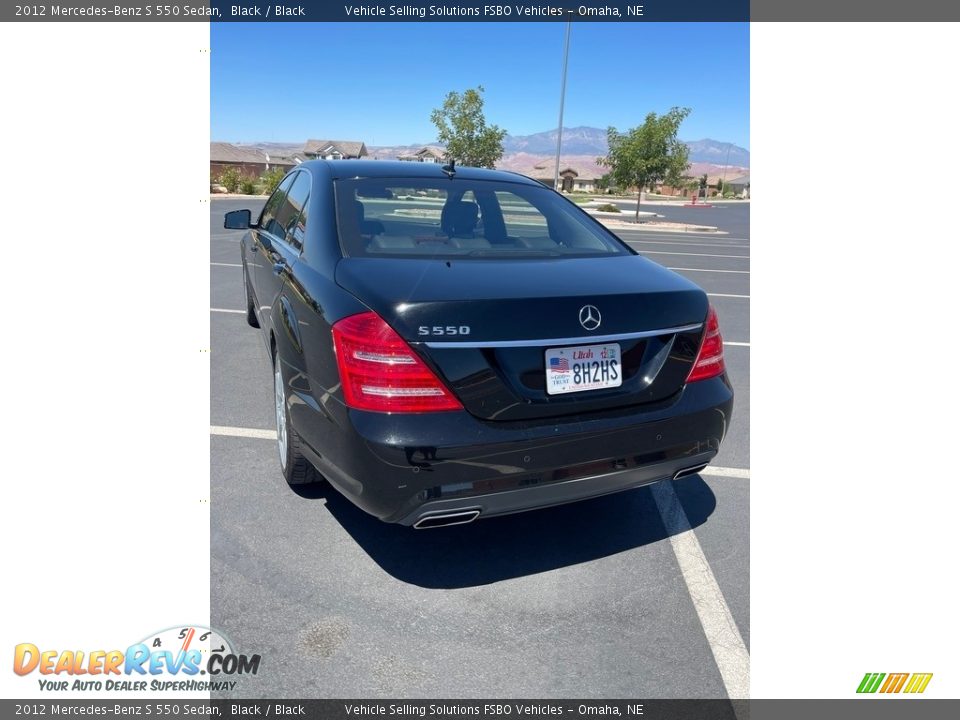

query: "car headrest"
xmin=441 ymin=201 xmax=479 ymax=238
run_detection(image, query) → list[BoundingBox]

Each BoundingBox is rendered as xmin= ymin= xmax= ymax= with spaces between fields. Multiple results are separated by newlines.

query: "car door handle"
xmin=273 ymin=262 xmax=286 ymax=276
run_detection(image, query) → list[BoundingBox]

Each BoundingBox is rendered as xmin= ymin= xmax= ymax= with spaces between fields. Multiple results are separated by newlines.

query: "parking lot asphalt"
xmin=209 ymin=196 xmax=749 ymax=698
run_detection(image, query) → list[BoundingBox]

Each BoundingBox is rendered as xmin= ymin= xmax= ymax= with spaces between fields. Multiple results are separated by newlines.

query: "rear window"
xmin=334 ymin=177 xmax=631 ymax=259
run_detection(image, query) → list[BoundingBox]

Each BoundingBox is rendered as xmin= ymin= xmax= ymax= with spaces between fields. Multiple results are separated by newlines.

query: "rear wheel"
xmin=244 ymin=268 xmax=259 ymax=328
xmin=274 ymin=349 xmax=321 ymax=485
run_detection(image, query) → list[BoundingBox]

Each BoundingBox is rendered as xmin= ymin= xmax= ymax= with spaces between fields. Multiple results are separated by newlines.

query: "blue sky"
xmin=211 ymin=22 xmax=749 ymax=148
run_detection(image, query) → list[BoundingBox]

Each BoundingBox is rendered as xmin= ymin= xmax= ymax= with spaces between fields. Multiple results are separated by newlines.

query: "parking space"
xmin=211 ymin=258 xmax=245 ymax=311
xmin=615 ymin=207 xmax=750 ymax=476
xmin=209 ymin=196 xmax=750 ymax=698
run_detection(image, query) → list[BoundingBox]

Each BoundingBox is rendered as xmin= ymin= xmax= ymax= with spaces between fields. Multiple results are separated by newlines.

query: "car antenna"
xmin=441 ymin=158 xmax=456 ymax=178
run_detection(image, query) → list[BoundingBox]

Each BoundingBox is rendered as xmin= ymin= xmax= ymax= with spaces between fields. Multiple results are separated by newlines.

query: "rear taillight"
xmin=331 ymin=311 xmax=462 ymax=413
xmin=686 ymin=305 xmax=726 ymax=383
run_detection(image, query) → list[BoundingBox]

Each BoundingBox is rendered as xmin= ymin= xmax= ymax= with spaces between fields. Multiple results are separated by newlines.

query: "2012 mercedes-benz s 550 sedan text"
xmin=224 ymin=161 xmax=733 ymax=529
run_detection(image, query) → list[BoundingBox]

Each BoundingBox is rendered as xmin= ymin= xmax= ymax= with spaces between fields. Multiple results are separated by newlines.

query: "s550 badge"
xmin=418 ymin=326 xmax=471 ymax=336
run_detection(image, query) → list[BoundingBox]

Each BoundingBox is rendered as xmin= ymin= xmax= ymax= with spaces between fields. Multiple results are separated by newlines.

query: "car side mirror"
xmin=224 ymin=209 xmax=252 ymax=230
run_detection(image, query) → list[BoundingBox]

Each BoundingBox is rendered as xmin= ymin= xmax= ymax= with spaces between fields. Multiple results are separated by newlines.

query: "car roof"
xmin=298 ymin=159 xmax=542 ymax=186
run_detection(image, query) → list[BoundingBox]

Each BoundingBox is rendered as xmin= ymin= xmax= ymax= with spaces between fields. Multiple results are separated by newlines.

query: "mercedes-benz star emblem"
xmin=579 ymin=305 xmax=601 ymax=331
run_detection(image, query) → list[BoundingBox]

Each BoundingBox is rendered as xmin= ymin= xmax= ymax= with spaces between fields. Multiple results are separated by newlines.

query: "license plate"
xmin=545 ymin=343 xmax=622 ymax=396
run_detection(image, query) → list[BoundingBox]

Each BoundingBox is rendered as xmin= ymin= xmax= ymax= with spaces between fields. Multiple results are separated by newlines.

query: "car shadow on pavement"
xmin=291 ymin=476 xmax=716 ymax=589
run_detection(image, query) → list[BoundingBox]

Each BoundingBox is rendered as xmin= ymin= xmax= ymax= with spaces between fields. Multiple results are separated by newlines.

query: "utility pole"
xmin=553 ymin=21 xmax=572 ymax=193
xmin=721 ymin=142 xmax=732 ymax=197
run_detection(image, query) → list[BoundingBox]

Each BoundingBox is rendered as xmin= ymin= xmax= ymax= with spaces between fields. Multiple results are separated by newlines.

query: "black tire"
xmin=273 ymin=348 xmax=321 ymax=486
xmin=244 ymin=269 xmax=259 ymax=328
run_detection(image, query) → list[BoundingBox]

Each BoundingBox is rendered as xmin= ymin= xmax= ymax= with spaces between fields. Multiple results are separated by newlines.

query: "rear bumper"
xmin=398 ymin=453 xmax=715 ymax=527
xmin=293 ymin=375 xmax=733 ymax=526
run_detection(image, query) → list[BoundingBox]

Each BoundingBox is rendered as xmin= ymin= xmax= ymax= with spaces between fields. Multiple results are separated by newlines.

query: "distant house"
xmin=725 ymin=174 xmax=750 ymax=198
xmin=210 ymin=142 xmax=273 ymax=179
xmin=658 ymin=173 xmax=750 ymax=198
xmin=302 ymin=139 xmax=368 ymax=160
xmin=398 ymin=146 xmax=448 ymax=164
xmin=504 ymin=159 xmax=607 ymax=192
xmin=261 ymin=152 xmax=299 ymax=170
xmin=555 ymin=167 xmax=603 ymax=193
xmin=655 ymin=175 xmax=727 ymax=198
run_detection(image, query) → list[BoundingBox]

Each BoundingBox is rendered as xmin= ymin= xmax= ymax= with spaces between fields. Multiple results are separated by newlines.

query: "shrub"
xmin=595 ymin=203 xmax=621 ymax=213
xmin=218 ymin=167 xmax=241 ymax=193
xmin=259 ymin=167 xmax=287 ymax=195
xmin=239 ymin=177 xmax=257 ymax=195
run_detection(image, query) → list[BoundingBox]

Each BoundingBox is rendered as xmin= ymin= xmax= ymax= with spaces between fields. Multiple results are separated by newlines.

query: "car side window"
xmin=287 ymin=193 xmax=309 ymax=251
xmin=276 ymin=171 xmax=311 ymax=252
xmin=258 ymin=172 xmax=297 ymax=239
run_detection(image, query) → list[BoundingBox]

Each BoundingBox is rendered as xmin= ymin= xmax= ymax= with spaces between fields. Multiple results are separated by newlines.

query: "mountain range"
xmin=368 ymin=127 xmax=749 ymax=166
xmin=236 ymin=128 xmax=748 ymax=167
xmin=508 ymin=129 xmax=749 ymax=166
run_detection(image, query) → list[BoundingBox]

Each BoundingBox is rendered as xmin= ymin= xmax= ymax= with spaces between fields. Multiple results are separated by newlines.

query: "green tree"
xmin=599 ymin=107 xmax=691 ymax=220
xmin=219 ymin=166 xmax=241 ymax=193
xmin=259 ymin=167 xmax=287 ymax=195
xmin=430 ymin=86 xmax=506 ymax=168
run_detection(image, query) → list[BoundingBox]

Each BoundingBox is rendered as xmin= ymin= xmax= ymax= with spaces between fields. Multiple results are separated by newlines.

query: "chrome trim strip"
xmin=673 ymin=463 xmax=709 ymax=480
xmin=421 ymin=323 xmax=703 ymax=349
xmin=413 ymin=510 xmax=481 ymax=530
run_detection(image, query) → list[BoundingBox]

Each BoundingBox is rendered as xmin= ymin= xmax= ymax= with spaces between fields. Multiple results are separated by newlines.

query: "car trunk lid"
xmin=335 ymin=256 xmax=709 ymax=421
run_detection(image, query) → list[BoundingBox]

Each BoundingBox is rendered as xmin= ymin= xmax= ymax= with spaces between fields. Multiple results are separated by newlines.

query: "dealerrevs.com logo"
xmin=857 ymin=672 xmax=933 ymax=694
xmin=13 ymin=625 xmax=260 ymax=692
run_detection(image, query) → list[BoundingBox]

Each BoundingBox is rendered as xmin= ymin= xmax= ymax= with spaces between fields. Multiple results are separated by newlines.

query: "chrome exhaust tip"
xmin=413 ymin=509 xmax=481 ymax=529
xmin=673 ymin=463 xmax=708 ymax=480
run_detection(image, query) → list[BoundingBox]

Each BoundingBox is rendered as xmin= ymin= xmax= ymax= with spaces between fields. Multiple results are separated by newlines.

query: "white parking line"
xmin=724 ymin=342 xmax=750 ymax=347
xmin=651 ymin=480 xmax=750 ymax=699
xmin=708 ymin=293 xmax=750 ymax=299
xmin=700 ymin=466 xmax=750 ymax=479
xmin=641 ymin=250 xmax=750 ymax=259
xmin=211 ymin=425 xmax=276 ymax=440
xmin=211 ymin=308 xmax=244 ymax=314
xmin=211 ymin=262 xmax=242 ymax=267
xmin=668 ymin=267 xmax=750 ymax=274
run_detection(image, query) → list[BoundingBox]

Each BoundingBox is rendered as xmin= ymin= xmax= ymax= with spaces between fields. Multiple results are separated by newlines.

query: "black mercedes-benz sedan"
xmin=224 ymin=160 xmax=733 ymax=528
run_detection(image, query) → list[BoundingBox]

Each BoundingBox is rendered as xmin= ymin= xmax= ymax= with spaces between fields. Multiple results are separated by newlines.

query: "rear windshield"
xmin=334 ymin=177 xmax=631 ymax=259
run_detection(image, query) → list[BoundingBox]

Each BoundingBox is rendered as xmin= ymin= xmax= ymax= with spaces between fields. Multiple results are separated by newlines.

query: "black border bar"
xmin=3 ymin=700 xmax=960 ymax=719
xmin=7 ymin=0 xmax=960 ymax=21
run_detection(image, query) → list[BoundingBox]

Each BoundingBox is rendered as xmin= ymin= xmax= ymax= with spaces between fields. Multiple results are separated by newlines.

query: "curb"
xmin=592 ymin=217 xmax=724 ymax=234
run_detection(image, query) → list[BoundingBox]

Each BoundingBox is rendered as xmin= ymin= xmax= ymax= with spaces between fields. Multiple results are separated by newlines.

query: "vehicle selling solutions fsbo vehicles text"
xmin=343 ymin=5 xmax=626 ymax=18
